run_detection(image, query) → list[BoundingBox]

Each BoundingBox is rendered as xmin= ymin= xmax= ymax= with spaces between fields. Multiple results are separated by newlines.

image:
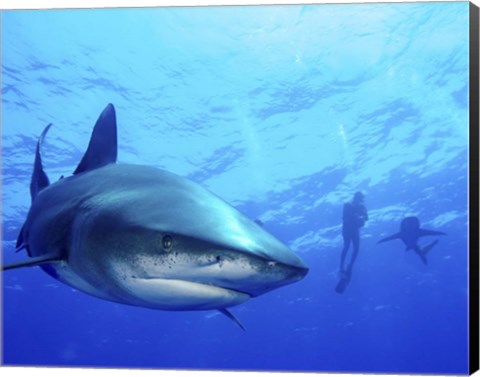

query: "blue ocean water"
xmin=1 ymin=2 xmax=471 ymax=374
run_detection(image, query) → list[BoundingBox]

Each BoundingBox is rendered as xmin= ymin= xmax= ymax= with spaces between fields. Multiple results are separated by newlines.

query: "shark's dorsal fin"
xmin=219 ymin=308 xmax=246 ymax=331
xmin=2 ymin=253 xmax=59 ymax=271
xmin=30 ymin=123 xmax=52 ymax=201
xmin=74 ymin=103 xmax=117 ymax=175
xmin=378 ymin=232 xmax=402 ymax=244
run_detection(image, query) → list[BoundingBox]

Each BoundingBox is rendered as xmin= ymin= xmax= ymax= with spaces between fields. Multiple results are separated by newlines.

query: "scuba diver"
xmin=335 ymin=191 xmax=368 ymax=294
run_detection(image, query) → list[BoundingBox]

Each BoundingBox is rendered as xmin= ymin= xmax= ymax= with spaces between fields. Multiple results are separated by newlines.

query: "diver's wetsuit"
xmin=340 ymin=201 xmax=368 ymax=278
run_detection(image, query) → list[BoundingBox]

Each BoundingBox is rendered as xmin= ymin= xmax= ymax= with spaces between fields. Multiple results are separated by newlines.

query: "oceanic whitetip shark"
xmin=3 ymin=104 xmax=309 ymax=330
xmin=378 ymin=216 xmax=446 ymax=265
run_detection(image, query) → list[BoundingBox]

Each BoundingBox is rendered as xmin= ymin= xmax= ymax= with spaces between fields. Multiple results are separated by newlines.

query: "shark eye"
xmin=162 ymin=235 xmax=173 ymax=251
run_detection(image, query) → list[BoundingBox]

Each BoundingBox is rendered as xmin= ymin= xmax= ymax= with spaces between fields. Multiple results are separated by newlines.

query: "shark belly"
xmin=123 ymin=278 xmax=250 ymax=310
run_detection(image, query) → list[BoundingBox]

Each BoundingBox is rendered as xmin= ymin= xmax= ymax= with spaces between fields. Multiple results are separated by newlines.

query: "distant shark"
xmin=3 ymin=104 xmax=309 ymax=330
xmin=378 ymin=216 xmax=446 ymax=265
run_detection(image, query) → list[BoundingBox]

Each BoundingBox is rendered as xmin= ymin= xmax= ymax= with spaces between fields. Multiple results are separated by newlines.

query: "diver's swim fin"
xmin=335 ymin=273 xmax=351 ymax=294
xmin=2 ymin=254 xmax=59 ymax=271
xmin=335 ymin=278 xmax=349 ymax=294
xmin=219 ymin=308 xmax=246 ymax=331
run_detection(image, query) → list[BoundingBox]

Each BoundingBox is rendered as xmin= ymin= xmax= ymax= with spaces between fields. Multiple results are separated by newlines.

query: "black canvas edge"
xmin=470 ymin=1 xmax=480 ymax=375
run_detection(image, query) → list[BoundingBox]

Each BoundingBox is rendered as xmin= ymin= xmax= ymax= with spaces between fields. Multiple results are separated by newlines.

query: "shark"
xmin=3 ymin=104 xmax=309 ymax=330
xmin=378 ymin=216 xmax=446 ymax=265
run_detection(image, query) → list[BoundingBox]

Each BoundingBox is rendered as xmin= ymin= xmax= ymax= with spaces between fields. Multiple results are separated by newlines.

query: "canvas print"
xmin=1 ymin=1 xmax=478 ymax=374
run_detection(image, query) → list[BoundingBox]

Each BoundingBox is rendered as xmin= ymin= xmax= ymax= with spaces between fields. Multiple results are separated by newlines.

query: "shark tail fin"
xmin=378 ymin=232 xmax=402 ymax=244
xmin=2 ymin=253 xmax=59 ymax=271
xmin=74 ymin=104 xmax=117 ymax=175
xmin=419 ymin=228 xmax=446 ymax=237
xmin=30 ymin=123 xmax=52 ymax=201
xmin=219 ymin=308 xmax=246 ymax=331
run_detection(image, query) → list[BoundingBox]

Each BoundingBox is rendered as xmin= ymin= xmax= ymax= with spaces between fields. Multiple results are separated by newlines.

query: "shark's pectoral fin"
xmin=2 ymin=254 xmax=59 ymax=271
xmin=219 ymin=308 xmax=246 ymax=331
xmin=419 ymin=228 xmax=446 ymax=237
xmin=378 ymin=232 xmax=402 ymax=244
xmin=74 ymin=104 xmax=117 ymax=175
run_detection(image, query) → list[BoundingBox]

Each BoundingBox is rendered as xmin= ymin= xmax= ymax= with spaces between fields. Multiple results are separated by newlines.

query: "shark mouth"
xmin=125 ymin=277 xmax=252 ymax=311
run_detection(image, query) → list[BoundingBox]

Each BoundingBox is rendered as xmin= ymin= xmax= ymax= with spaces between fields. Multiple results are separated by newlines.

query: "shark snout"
xmin=286 ymin=262 xmax=309 ymax=281
xmin=191 ymin=249 xmax=309 ymax=298
xmin=250 ymin=257 xmax=309 ymax=296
